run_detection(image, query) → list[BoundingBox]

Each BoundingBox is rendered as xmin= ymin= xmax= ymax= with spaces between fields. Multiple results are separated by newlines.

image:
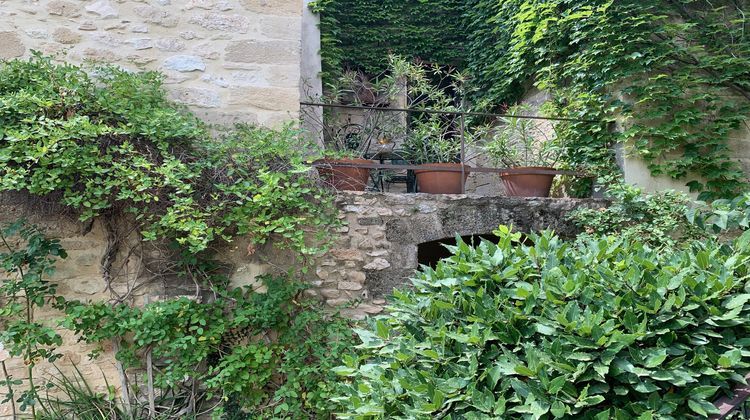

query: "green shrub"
xmin=570 ymin=183 xmax=703 ymax=248
xmin=689 ymin=193 xmax=750 ymax=235
xmin=63 ymin=275 xmax=356 ymax=418
xmin=333 ymin=225 xmax=750 ymax=418
xmin=0 ymin=54 xmax=336 ymax=254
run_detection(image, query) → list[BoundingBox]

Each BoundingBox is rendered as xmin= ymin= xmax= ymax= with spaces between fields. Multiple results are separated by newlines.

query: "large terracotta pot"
xmin=414 ymin=163 xmax=470 ymax=194
xmin=500 ymin=166 xmax=556 ymax=197
xmin=316 ymin=158 xmax=371 ymax=191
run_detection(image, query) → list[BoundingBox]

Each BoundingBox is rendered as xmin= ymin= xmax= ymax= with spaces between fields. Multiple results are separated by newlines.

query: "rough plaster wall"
xmin=0 ymin=0 xmax=305 ymax=127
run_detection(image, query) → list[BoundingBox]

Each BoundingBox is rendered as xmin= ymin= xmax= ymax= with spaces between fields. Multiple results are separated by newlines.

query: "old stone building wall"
xmin=0 ymin=0 xmax=308 ymax=126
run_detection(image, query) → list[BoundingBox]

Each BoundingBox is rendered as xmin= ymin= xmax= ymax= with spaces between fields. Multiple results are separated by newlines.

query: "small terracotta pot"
xmin=500 ymin=166 xmax=556 ymax=197
xmin=414 ymin=163 xmax=470 ymax=194
xmin=316 ymin=158 xmax=371 ymax=191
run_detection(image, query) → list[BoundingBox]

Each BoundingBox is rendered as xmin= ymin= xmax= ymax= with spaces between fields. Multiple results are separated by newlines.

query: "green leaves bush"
xmin=0 ymin=54 xmax=336 ymax=254
xmin=333 ymin=226 xmax=750 ymax=418
xmin=63 ymin=275 xmax=356 ymax=418
xmin=570 ymin=183 xmax=703 ymax=248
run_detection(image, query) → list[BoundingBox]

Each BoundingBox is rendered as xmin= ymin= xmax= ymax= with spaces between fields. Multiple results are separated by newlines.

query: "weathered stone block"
xmin=338 ymin=282 xmax=363 ymax=291
xmin=260 ymin=16 xmax=301 ymax=40
xmin=48 ymin=0 xmax=80 ymax=17
xmin=171 ymin=87 xmax=221 ymax=108
xmin=134 ymin=6 xmax=179 ymax=27
xmin=52 ymin=27 xmax=81 ymax=45
xmin=364 ymin=258 xmax=391 ymax=271
xmin=189 ymin=13 xmax=252 ymax=33
xmin=163 ymin=55 xmax=205 ymax=72
xmin=241 ymin=0 xmax=301 ymax=16
xmin=225 ymin=40 xmax=299 ymax=65
xmin=357 ymin=216 xmax=383 ymax=226
xmin=85 ymin=0 xmax=118 ymax=19
xmin=155 ymin=38 xmax=186 ymax=52
xmin=330 ymin=249 xmax=363 ymax=261
xmin=227 ymin=87 xmax=299 ymax=111
xmin=0 ymin=32 xmax=25 ymax=59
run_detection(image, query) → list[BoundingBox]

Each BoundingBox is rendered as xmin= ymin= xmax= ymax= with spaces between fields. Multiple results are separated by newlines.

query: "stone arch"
xmin=327 ymin=193 xmax=608 ymax=301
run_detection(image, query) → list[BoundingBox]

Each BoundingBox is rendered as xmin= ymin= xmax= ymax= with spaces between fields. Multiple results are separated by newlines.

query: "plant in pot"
xmin=403 ymin=118 xmax=471 ymax=194
xmin=315 ymin=125 xmax=373 ymax=192
xmin=484 ymin=105 xmax=565 ymax=197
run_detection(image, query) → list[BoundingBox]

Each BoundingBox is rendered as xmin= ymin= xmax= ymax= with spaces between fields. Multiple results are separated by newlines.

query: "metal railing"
xmin=300 ymin=102 xmax=600 ymax=193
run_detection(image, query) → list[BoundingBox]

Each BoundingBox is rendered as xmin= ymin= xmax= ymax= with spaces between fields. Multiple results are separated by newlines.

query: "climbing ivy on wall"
xmin=310 ymin=0 xmax=467 ymax=83
xmin=463 ymin=0 xmax=750 ymax=199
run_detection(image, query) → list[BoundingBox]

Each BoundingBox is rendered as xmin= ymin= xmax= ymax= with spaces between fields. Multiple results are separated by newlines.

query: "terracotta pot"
xmin=500 ymin=166 xmax=556 ymax=197
xmin=316 ymin=158 xmax=371 ymax=191
xmin=414 ymin=163 xmax=470 ymax=194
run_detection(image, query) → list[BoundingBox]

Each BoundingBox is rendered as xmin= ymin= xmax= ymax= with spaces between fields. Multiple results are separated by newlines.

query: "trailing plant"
xmin=0 ymin=54 xmax=350 ymax=418
xmin=0 ymin=220 xmax=67 ymax=417
xmin=332 ymin=225 xmax=750 ymax=418
xmin=0 ymin=54 xmax=337 ymax=255
xmin=308 ymin=0 xmax=467 ymax=84
xmin=463 ymin=0 xmax=750 ymax=199
xmin=570 ymin=183 xmax=704 ymax=248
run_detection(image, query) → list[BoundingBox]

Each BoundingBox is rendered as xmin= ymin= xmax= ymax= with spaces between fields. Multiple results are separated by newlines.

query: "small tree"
xmin=0 ymin=220 xmax=67 ymax=416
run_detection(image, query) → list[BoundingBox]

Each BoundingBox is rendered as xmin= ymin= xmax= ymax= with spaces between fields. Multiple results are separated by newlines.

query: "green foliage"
xmin=0 ymin=54 xmax=337 ymax=254
xmin=483 ymin=105 xmax=565 ymax=168
xmin=63 ymin=275 xmax=356 ymax=418
xmin=0 ymin=220 xmax=67 ymax=414
xmin=689 ymin=193 xmax=750 ymax=234
xmin=309 ymin=0 xmax=467 ymax=83
xmin=463 ymin=0 xmax=750 ymax=199
xmin=333 ymin=225 xmax=750 ymax=418
xmin=570 ymin=183 xmax=703 ymax=248
xmin=37 ymin=365 xmax=128 ymax=420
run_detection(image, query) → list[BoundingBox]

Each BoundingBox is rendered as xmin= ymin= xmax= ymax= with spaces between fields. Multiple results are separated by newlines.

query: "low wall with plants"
xmin=310 ymin=192 xmax=607 ymax=318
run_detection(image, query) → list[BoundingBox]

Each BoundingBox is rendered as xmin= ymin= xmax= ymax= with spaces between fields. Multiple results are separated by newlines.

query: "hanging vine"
xmin=463 ymin=0 xmax=750 ymax=199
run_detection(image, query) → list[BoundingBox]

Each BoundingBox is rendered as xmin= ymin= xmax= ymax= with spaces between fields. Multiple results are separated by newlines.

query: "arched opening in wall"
xmin=417 ymin=234 xmax=499 ymax=269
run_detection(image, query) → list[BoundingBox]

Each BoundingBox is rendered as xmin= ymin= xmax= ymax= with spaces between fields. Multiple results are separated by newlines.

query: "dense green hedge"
xmin=333 ymin=226 xmax=750 ymax=418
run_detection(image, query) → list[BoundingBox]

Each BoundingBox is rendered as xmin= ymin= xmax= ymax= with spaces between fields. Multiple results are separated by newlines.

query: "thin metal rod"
xmin=460 ymin=113 xmax=466 ymax=194
xmin=300 ymin=101 xmax=601 ymax=124
xmin=312 ymin=161 xmax=585 ymax=176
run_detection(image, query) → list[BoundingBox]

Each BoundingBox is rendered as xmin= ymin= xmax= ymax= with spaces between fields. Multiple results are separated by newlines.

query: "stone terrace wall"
xmin=308 ymin=192 xmax=608 ymax=319
xmin=0 ymin=0 xmax=305 ymax=126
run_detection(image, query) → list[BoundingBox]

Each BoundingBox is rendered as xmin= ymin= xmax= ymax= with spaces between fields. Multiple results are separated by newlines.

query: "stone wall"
xmin=0 ymin=0 xmax=308 ymax=126
xmin=305 ymin=192 xmax=608 ymax=319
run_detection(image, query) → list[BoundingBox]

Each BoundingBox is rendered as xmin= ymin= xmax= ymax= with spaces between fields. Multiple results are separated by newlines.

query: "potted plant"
xmin=314 ymin=123 xmax=373 ymax=191
xmin=484 ymin=105 xmax=565 ymax=197
xmin=403 ymin=118 xmax=471 ymax=194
